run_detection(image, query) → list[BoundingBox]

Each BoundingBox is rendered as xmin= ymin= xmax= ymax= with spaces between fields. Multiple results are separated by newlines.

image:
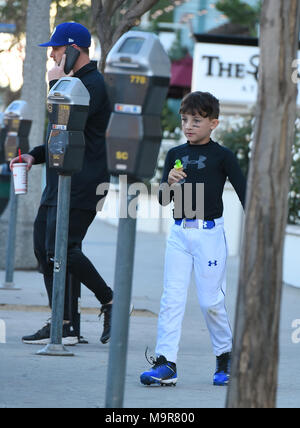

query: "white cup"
xmin=12 ymin=163 xmax=28 ymax=195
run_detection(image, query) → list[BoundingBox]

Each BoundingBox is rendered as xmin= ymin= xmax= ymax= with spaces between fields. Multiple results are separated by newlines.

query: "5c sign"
xmin=116 ymin=151 xmax=129 ymax=161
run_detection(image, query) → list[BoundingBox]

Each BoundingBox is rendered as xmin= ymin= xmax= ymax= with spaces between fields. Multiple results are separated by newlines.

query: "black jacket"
xmin=159 ymin=140 xmax=246 ymax=220
xmin=29 ymin=61 xmax=111 ymax=211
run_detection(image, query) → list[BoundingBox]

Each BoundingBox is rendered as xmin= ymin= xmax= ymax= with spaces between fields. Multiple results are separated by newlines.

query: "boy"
xmin=140 ymin=91 xmax=246 ymax=386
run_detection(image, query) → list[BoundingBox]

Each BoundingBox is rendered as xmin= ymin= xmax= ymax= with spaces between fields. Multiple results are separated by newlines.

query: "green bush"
xmin=215 ymin=115 xmax=300 ymax=225
xmin=161 ymin=102 xmax=182 ymax=138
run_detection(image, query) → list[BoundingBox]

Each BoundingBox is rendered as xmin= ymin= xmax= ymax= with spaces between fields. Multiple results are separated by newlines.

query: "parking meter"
xmin=1 ymin=101 xmax=31 ymax=290
xmin=37 ymin=77 xmax=90 ymax=356
xmin=3 ymin=100 xmax=32 ymax=162
xmin=104 ymin=31 xmax=170 ymax=407
xmin=104 ymin=31 xmax=171 ymax=180
xmin=47 ymin=77 xmax=90 ymax=175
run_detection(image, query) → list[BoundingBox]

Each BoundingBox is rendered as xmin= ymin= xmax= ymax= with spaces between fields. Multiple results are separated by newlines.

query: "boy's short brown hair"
xmin=179 ymin=91 xmax=220 ymax=119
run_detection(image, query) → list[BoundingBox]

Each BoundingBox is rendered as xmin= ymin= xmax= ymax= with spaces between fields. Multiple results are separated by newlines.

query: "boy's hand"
xmin=10 ymin=154 xmax=35 ymax=171
xmin=168 ymin=168 xmax=187 ymax=185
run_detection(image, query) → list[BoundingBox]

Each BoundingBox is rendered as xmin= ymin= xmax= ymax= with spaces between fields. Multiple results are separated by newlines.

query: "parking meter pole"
xmin=1 ymin=180 xmax=20 ymax=290
xmin=105 ymin=179 xmax=137 ymax=408
xmin=37 ymin=175 xmax=74 ymax=357
xmin=37 ymin=77 xmax=90 ymax=357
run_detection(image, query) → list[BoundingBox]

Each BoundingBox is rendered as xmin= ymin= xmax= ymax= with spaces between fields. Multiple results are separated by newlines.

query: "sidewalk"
xmin=0 ymin=218 xmax=299 ymax=408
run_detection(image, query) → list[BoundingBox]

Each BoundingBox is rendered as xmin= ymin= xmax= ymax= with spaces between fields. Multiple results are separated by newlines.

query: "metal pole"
xmin=1 ymin=178 xmax=20 ymax=290
xmin=105 ymin=178 xmax=137 ymax=408
xmin=37 ymin=175 xmax=74 ymax=357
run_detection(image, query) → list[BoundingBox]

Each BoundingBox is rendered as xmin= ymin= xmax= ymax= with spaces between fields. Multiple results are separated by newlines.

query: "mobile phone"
xmin=64 ymin=46 xmax=80 ymax=74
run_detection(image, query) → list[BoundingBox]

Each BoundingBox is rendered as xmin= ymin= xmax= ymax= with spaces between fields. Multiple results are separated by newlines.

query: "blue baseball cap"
xmin=39 ymin=22 xmax=91 ymax=47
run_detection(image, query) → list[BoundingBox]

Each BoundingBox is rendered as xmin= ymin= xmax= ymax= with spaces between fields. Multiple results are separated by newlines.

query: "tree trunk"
xmin=0 ymin=0 xmax=51 ymax=269
xmin=91 ymin=0 xmax=160 ymax=72
xmin=226 ymin=0 xmax=300 ymax=408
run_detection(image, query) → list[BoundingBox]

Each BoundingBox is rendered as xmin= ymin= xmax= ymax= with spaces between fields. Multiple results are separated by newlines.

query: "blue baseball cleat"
xmin=213 ymin=352 xmax=231 ymax=386
xmin=140 ymin=355 xmax=177 ymax=386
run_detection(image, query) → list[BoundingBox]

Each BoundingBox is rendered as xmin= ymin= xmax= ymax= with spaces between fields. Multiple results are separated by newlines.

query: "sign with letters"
xmin=192 ymin=37 xmax=300 ymax=112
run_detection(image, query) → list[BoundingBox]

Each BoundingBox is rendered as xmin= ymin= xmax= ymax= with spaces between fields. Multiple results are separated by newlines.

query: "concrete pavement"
xmin=0 ymin=218 xmax=299 ymax=408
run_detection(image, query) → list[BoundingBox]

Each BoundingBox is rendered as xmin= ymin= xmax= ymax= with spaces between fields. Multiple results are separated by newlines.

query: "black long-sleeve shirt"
xmin=159 ymin=139 xmax=246 ymax=220
xmin=29 ymin=61 xmax=111 ymax=211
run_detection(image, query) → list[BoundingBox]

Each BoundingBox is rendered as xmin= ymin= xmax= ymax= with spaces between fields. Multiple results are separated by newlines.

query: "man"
xmin=10 ymin=22 xmax=113 ymax=346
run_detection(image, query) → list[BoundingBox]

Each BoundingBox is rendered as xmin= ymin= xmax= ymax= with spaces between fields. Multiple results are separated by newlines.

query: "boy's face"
xmin=181 ymin=112 xmax=219 ymax=145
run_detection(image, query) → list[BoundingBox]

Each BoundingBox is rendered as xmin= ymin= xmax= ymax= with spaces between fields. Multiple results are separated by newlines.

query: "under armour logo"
xmin=208 ymin=260 xmax=217 ymax=267
xmin=182 ymin=155 xmax=207 ymax=170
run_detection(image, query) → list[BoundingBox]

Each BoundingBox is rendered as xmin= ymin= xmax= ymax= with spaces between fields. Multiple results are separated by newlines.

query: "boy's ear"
xmin=210 ymin=119 xmax=219 ymax=130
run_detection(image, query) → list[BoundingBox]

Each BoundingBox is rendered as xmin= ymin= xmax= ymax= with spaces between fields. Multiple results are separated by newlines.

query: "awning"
xmin=168 ymin=54 xmax=193 ymax=99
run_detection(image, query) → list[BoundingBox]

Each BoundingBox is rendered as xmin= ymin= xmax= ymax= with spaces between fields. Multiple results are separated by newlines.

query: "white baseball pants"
xmin=155 ymin=218 xmax=232 ymax=363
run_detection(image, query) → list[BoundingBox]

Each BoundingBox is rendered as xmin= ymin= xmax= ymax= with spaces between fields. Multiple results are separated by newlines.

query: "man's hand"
xmin=48 ymin=54 xmax=74 ymax=82
xmin=168 ymin=168 xmax=187 ymax=185
xmin=10 ymin=154 xmax=35 ymax=172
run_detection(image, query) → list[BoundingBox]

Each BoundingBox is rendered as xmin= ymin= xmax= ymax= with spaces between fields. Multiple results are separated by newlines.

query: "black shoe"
xmin=22 ymin=321 xmax=78 ymax=346
xmin=99 ymin=303 xmax=134 ymax=344
xmin=22 ymin=321 xmax=51 ymax=345
xmin=140 ymin=354 xmax=177 ymax=386
xmin=213 ymin=352 xmax=231 ymax=386
xmin=99 ymin=303 xmax=112 ymax=344
xmin=62 ymin=322 xmax=79 ymax=346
